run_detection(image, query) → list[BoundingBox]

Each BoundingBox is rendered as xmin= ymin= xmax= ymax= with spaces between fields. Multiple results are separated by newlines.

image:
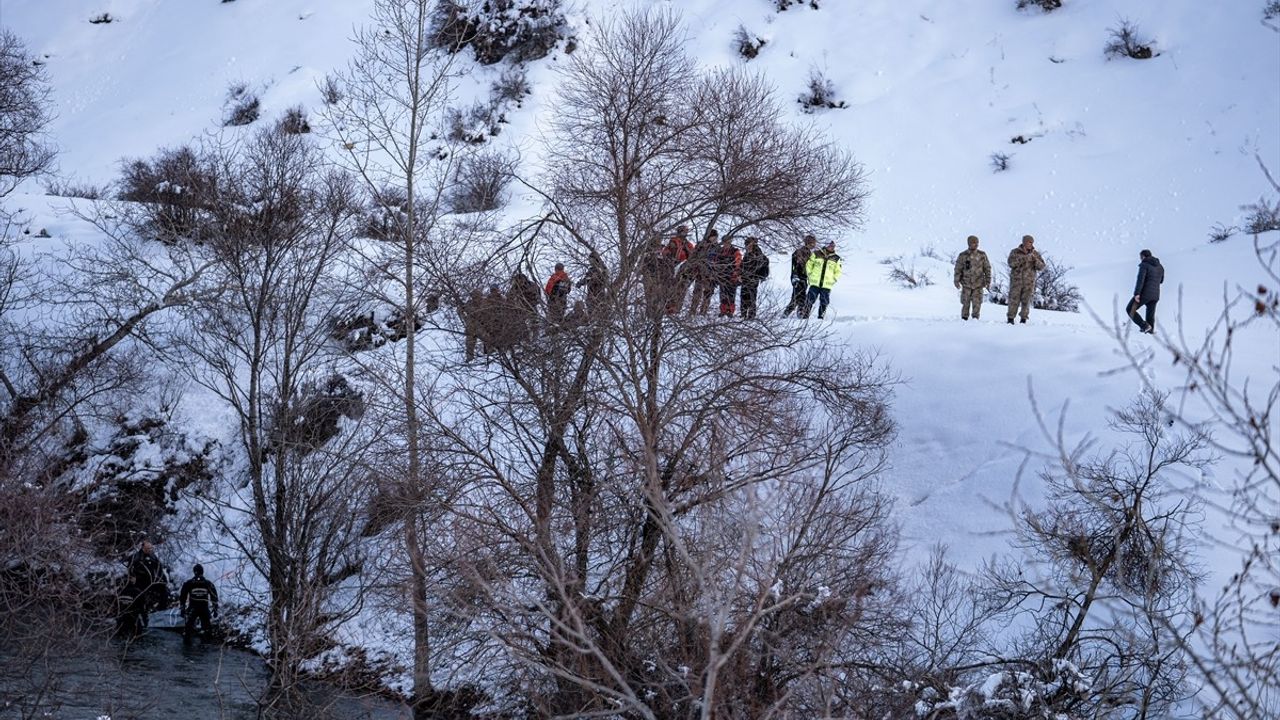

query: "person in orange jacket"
xmin=709 ymin=234 xmax=743 ymax=317
xmin=545 ymin=263 xmax=573 ymax=323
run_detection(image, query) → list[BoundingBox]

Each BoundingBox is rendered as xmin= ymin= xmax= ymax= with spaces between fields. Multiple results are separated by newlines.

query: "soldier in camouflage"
xmin=1006 ymin=234 xmax=1046 ymax=324
xmin=953 ymin=235 xmax=991 ymax=320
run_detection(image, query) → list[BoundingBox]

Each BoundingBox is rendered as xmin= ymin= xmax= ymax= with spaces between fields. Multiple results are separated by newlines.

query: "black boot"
xmin=1020 ymin=317 xmax=1027 ymax=324
xmin=1007 ymin=318 xmax=1014 ymax=325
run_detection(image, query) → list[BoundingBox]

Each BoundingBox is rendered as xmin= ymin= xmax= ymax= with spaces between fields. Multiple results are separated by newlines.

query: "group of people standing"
xmin=951 ymin=233 xmax=1163 ymax=330
xmin=117 ymin=540 xmax=220 ymax=643
xmin=458 ymin=225 xmax=1164 ymax=360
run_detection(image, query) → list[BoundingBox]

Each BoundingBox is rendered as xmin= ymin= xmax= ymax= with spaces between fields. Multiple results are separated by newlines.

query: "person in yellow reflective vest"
xmin=801 ymin=241 xmax=842 ymax=319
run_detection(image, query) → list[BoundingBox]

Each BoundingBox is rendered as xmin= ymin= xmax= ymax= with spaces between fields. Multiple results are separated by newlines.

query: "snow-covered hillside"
xmin=8 ymin=0 xmax=1275 ymax=558
xmin=3 ymin=0 xmax=1278 ymax=715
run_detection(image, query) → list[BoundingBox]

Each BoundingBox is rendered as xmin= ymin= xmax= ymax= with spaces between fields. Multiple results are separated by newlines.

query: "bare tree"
xmin=977 ymin=389 xmax=1210 ymax=718
xmin=0 ymin=30 xmax=55 ymax=200
xmin=408 ymin=9 xmax=898 ymax=717
xmin=173 ymin=127 xmax=375 ymax=707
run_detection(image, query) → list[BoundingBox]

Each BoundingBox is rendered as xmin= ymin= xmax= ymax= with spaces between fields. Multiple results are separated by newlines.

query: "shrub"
xmin=1104 ymin=19 xmax=1157 ymax=60
xmin=224 ymin=83 xmax=261 ymax=126
xmin=885 ymin=256 xmax=934 ymax=289
xmin=1266 ymin=1 xmax=1280 ymax=22
xmin=1241 ymin=195 xmax=1280 ymax=234
xmin=278 ymin=105 xmax=311 ymax=134
xmin=490 ymin=67 xmax=531 ymax=107
xmin=320 ymin=75 xmax=342 ymax=105
xmin=734 ymin=25 xmax=766 ymax=60
xmin=1208 ymin=222 xmax=1236 ymax=243
xmin=447 ymin=101 xmax=501 ymax=144
xmin=89 ymin=13 xmax=114 ymax=24
xmin=798 ymin=68 xmax=846 ymax=112
xmin=117 ymin=144 xmax=218 ymax=241
xmin=990 ymin=151 xmax=1012 ymax=173
xmin=1016 ymin=0 xmax=1062 ymax=12
xmin=449 ymin=150 xmax=516 ymax=214
xmin=44 ymin=178 xmax=110 ymax=199
xmin=430 ymin=0 xmax=567 ymax=65
xmin=776 ymin=0 xmax=820 ymax=10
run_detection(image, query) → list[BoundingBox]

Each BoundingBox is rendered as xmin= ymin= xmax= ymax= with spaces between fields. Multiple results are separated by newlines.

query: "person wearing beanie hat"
xmin=1006 ymin=234 xmax=1045 ymax=324
xmin=953 ymin=235 xmax=991 ymax=321
xmin=180 ymin=563 xmax=219 ymax=642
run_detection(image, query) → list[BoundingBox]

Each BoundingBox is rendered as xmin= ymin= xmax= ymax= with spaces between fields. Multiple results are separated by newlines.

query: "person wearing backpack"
xmin=739 ymin=237 xmax=770 ymax=319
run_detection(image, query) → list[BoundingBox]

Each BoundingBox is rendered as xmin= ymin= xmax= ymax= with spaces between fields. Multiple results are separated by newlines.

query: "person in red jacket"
xmin=545 ymin=263 xmax=573 ymax=324
xmin=709 ymin=235 xmax=743 ymax=317
xmin=664 ymin=224 xmax=696 ymax=314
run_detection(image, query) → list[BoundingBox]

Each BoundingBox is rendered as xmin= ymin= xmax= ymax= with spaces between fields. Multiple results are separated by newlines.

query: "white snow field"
xmin=4 ymin=0 xmax=1278 ymax=700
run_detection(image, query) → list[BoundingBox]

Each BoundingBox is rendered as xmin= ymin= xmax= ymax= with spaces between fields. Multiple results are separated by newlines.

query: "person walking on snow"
xmin=1006 ymin=234 xmax=1046 ymax=324
xmin=126 ymin=539 xmax=168 ymax=611
xmin=1127 ymin=249 xmax=1163 ymax=334
xmin=953 ymin=235 xmax=991 ymax=320
xmin=709 ymin=234 xmax=743 ymax=317
xmin=739 ymin=237 xmax=769 ymax=319
xmin=179 ymin=564 xmax=219 ymax=642
xmin=545 ymin=263 xmax=573 ymax=324
xmin=782 ymin=235 xmax=817 ymax=317
xmin=802 ymin=241 xmax=843 ymax=319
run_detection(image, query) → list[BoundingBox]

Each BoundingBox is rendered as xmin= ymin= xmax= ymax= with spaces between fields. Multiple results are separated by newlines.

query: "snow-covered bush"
xmin=446 ymin=100 xmax=501 ymax=144
xmin=798 ymin=68 xmax=846 ymax=112
xmin=320 ymin=74 xmax=342 ymax=105
xmin=117 ymin=144 xmax=218 ymax=241
xmin=990 ymin=151 xmax=1012 ymax=173
xmin=1266 ymin=1 xmax=1280 ymax=22
xmin=43 ymin=177 xmax=110 ymax=199
xmin=1016 ymin=0 xmax=1062 ymax=13
xmin=71 ymin=411 xmax=219 ymax=556
xmin=1104 ymin=19 xmax=1157 ymax=60
xmin=776 ymin=0 xmax=820 ymax=10
xmin=223 ymin=82 xmax=261 ymax=126
xmin=430 ymin=0 xmax=568 ymax=65
xmin=277 ymin=105 xmax=311 ymax=134
xmin=89 ymin=13 xmax=114 ymax=25
xmin=734 ymin=24 xmax=766 ymax=60
xmin=449 ymin=149 xmax=516 ymax=214
xmin=490 ymin=66 xmax=531 ymax=106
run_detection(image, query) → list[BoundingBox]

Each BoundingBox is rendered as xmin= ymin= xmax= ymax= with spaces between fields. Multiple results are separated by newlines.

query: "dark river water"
xmin=1 ymin=614 xmax=409 ymax=720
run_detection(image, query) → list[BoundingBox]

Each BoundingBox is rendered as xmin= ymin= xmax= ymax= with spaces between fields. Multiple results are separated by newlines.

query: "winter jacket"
xmin=545 ymin=270 xmax=572 ymax=299
xmin=790 ymin=246 xmax=814 ymax=280
xmin=742 ymin=247 xmax=770 ymax=284
xmin=1007 ymin=246 xmax=1046 ymax=290
xmin=709 ymin=245 xmax=743 ymax=285
xmin=953 ymin=249 xmax=991 ymax=289
xmin=1133 ymin=256 xmax=1164 ymax=303
xmin=509 ymin=275 xmax=540 ymax=313
xmin=127 ymin=550 xmax=165 ymax=590
xmin=180 ymin=577 xmax=219 ymax=612
xmin=806 ymin=249 xmax=843 ymax=290
xmin=663 ymin=235 xmax=694 ymax=263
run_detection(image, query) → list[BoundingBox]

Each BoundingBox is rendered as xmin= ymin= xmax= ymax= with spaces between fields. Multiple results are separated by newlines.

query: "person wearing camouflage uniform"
xmin=1006 ymin=234 xmax=1046 ymax=324
xmin=953 ymin=235 xmax=991 ymax=321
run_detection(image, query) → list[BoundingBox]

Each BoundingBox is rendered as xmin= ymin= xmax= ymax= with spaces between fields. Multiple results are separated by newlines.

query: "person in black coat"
xmin=739 ymin=237 xmax=769 ymax=319
xmin=126 ymin=540 xmax=168 ymax=611
xmin=180 ymin=564 xmax=219 ymax=642
xmin=1127 ymin=249 xmax=1164 ymax=334
xmin=782 ymin=235 xmax=817 ymax=317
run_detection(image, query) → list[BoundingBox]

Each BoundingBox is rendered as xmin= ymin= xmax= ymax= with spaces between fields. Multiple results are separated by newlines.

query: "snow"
xmin=2 ymin=0 xmax=1277 ymax=704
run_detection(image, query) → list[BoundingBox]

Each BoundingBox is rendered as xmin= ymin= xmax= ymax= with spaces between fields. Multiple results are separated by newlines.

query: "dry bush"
xmin=277 ymin=105 xmax=311 ymax=134
xmin=1105 ymin=19 xmax=1157 ymax=60
xmin=430 ymin=0 xmax=567 ymax=64
xmin=990 ymin=151 xmax=1012 ymax=172
xmin=448 ymin=149 xmax=516 ymax=214
xmin=886 ymin=256 xmax=934 ymax=288
xmin=1016 ymin=0 xmax=1062 ymax=12
xmin=223 ymin=83 xmax=261 ymax=126
xmin=117 ymin=144 xmax=219 ymax=242
xmin=1241 ymin=195 xmax=1280 ymax=235
xmin=798 ymin=67 xmax=846 ymax=112
xmin=44 ymin=178 xmax=110 ymax=200
xmin=733 ymin=24 xmax=766 ymax=60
